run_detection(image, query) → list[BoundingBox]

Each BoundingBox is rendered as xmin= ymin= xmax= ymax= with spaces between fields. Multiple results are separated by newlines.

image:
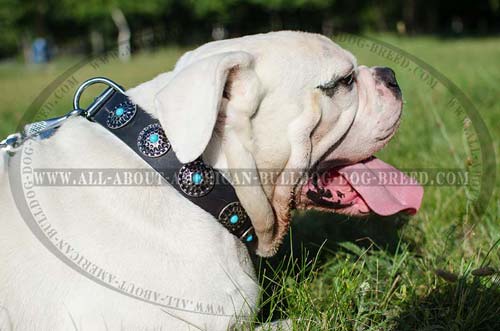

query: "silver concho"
xmin=218 ymin=202 xmax=249 ymax=233
xmin=107 ymin=100 xmax=137 ymax=129
xmin=239 ymin=227 xmax=255 ymax=243
xmin=177 ymin=160 xmax=215 ymax=197
xmin=137 ymin=123 xmax=170 ymax=158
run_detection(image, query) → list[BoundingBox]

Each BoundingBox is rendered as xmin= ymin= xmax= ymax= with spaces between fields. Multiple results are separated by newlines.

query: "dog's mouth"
xmin=297 ymin=157 xmax=423 ymax=217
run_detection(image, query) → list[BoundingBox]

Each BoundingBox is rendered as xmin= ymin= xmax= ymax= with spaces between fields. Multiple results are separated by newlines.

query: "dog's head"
xmin=128 ymin=31 xmax=423 ymax=256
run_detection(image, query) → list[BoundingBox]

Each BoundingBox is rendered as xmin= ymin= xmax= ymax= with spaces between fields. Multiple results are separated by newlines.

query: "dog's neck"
xmin=126 ymin=72 xmax=233 ymax=172
xmin=84 ymin=88 xmax=256 ymax=244
xmin=126 ymin=72 xmax=285 ymax=257
xmin=12 ymin=118 xmax=258 ymax=324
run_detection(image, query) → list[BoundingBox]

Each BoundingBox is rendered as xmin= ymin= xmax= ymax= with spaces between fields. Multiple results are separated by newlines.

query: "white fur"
xmin=154 ymin=51 xmax=254 ymax=164
xmin=0 ymin=31 xmax=402 ymax=330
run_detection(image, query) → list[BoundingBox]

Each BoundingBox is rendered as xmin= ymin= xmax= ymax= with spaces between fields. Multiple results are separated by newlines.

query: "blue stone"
xmin=230 ymin=214 xmax=239 ymax=224
xmin=115 ymin=107 xmax=125 ymax=116
xmin=192 ymin=172 xmax=203 ymax=185
xmin=245 ymin=234 xmax=253 ymax=242
xmin=149 ymin=133 xmax=159 ymax=143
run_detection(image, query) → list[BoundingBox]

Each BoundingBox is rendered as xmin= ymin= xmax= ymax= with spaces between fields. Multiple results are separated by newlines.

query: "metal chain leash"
xmin=0 ymin=77 xmax=124 ymax=153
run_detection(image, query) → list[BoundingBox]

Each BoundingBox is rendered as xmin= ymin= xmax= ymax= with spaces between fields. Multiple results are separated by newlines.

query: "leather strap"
xmin=87 ymin=90 xmax=255 ymax=244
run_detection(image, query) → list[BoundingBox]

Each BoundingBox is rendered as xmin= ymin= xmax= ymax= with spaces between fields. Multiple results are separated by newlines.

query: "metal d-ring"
xmin=73 ymin=77 xmax=126 ymax=119
xmin=1 ymin=77 xmax=125 ymax=152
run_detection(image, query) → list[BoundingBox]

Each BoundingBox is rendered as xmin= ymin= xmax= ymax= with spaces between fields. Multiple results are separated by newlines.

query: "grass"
xmin=1 ymin=35 xmax=499 ymax=330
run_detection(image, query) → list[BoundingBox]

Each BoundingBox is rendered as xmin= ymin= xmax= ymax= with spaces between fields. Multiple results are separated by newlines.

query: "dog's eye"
xmin=339 ymin=72 xmax=354 ymax=86
xmin=318 ymin=84 xmax=337 ymax=97
xmin=318 ymin=72 xmax=355 ymax=97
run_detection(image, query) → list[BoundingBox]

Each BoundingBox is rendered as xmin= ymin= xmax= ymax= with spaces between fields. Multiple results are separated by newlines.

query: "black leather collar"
xmin=86 ymin=89 xmax=255 ymax=244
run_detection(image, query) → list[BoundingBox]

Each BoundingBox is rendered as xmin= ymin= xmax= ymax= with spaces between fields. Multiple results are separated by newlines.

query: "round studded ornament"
xmin=240 ymin=227 xmax=255 ymax=243
xmin=137 ymin=123 xmax=170 ymax=157
xmin=218 ymin=202 xmax=249 ymax=233
xmin=177 ymin=160 xmax=215 ymax=197
xmin=107 ymin=100 xmax=137 ymax=129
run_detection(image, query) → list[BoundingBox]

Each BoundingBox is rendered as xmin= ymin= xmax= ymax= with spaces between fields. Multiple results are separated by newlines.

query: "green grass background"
xmin=0 ymin=35 xmax=499 ymax=330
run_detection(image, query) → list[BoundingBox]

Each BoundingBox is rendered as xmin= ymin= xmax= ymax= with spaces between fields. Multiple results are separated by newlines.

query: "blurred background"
xmin=0 ymin=0 xmax=499 ymax=62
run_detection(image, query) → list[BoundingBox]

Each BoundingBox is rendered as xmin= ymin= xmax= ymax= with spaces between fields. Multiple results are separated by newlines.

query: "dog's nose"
xmin=374 ymin=67 xmax=401 ymax=98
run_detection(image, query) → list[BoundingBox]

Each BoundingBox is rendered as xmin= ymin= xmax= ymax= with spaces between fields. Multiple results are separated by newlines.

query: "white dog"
xmin=0 ymin=31 xmax=422 ymax=330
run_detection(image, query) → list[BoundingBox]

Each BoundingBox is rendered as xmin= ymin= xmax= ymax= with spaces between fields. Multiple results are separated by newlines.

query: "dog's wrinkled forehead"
xmin=174 ymin=31 xmax=357 ymax=88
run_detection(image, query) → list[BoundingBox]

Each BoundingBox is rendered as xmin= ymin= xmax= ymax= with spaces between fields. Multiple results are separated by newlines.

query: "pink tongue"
xmin=337 ymin=157 xmax=423 ymax=216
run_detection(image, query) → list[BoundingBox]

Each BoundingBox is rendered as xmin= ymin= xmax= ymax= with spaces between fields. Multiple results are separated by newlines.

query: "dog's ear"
xmin=155 ymin=51 xmax=278 ymax=255
xmin=154 ymin=51 xmax=256 ymax=163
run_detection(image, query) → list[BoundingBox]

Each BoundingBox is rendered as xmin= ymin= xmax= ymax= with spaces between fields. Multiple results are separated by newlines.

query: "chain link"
xmin=1 ymin=77 xmax=123 ymax=152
